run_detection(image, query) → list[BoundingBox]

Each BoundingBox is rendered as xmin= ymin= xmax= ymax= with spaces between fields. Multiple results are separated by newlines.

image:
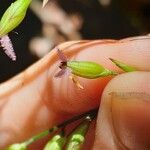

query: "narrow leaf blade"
xmin=109 ymin=58 xmax=137 ymax=72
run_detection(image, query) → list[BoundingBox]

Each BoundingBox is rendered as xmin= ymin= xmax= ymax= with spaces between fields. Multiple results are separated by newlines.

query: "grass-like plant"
xmin=0 ymin=1 xmax=137 ymax=149
xmin=6 ymin=48 xmax=136 ymax=150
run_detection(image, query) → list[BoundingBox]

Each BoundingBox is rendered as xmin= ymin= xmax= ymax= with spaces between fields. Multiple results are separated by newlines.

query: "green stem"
xmin=23 ymin=108 xmax=98 ymax=146
xmin=24 ymin=129 xmax=53 ymax=146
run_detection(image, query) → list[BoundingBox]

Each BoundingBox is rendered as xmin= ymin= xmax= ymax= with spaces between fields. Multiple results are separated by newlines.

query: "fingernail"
xmin=110 ymin=92 xmax=150 ymax=150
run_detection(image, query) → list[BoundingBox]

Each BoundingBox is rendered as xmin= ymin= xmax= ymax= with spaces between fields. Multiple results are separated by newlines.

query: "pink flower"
xmin=55 ymin=48 xmax=83 ymax=89
xmin=0 ymin=35 xmax=16 ymax=61
xmin=55 ymin=48 xmax=68 ymax=77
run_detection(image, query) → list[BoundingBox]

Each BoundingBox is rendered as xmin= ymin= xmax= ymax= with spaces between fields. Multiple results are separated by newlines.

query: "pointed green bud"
xmin=66 ymin=117 xmax=91 ymax=150
xmin=109 ymin=58 xmax=137 ymax=72
xmin=0 ymin=0 xmax=32 ymax=37
xmin=44 ymin=134 xmax=66 ymax=150
xmin=6 ymin=143 xmax=27 ymax=150
xmin=67 ymin=61 xmax=117 ymax=79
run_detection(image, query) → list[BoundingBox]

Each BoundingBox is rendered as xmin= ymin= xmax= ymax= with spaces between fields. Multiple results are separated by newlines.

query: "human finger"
xmin=93 ymin=72 xmax=150 ymax=150
xmin=0 ymin=36 xmax=149 ymax=149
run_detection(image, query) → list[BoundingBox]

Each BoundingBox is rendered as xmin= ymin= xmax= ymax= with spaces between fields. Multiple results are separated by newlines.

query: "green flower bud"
xmin=0 ymin=0 xmax=32 ymax=37
xmin=44 ymin=134 xmax=66 ymax=150
xmin=67 ymin=61 xmax=117 ymax=79
xmin=6 ymin=143 xmax=27 ymax=150
xmin=109 ymin=58 xmax=137 ymax=72
xmin=66 ymin=117 xmax=91 ymax=150
xmin=55 ymin=48 xmax=117 ymax=79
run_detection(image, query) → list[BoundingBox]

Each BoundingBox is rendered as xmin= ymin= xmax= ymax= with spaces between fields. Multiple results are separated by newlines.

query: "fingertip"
xmin=93 ymin=72 xmax=150 ymax=150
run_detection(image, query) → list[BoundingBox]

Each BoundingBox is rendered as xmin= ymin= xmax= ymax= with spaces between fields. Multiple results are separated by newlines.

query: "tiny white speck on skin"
xmin=43 ymin=0 xmax=49 ymax=7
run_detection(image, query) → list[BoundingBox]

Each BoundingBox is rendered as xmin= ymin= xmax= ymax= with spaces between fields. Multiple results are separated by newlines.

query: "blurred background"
xmin=0 ymin=0 xmax=149 ymax=83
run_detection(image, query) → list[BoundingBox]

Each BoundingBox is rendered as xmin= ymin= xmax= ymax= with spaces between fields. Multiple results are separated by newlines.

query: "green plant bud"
xmin=44 ymin=134 xmax=66 ymax=150
xmin=67 ymin=61 xmax=117 ymax=79
xmin=66 ymin=118 xmax=91 ymax=150
xmin=0 ymin=0 xmax=32 ymax=37
xmin=109 ymin=58 xmax=137 ymax=72
xmin=6 ymin=143 xmax=27 ymax=150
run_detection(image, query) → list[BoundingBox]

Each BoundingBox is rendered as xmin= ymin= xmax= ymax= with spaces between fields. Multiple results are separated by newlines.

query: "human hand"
xmin=0 ymin=35 xmax=149 ymax=150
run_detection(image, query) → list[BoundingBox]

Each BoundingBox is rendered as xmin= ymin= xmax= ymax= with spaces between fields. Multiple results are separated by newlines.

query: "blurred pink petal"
xmin=55 ymin=68 xmax=67 ymax=78
xmin=0 ymin=35 xmax=16 ymax=61
xmin=56 ymin=48 xmax=67 ymax=62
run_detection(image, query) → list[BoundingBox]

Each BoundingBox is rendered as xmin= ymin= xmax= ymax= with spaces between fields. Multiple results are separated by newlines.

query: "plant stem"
xmin=23 ymin=108 xmax=98 ymax=146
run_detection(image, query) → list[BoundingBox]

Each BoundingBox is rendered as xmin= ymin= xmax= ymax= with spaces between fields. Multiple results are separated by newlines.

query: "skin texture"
xmin=0 ymin=35 xmax=150 ymax=149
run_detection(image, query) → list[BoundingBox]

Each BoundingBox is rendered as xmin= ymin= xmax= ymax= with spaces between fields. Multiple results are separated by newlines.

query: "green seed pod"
xmin=6 ymin=143 xmax=27 ymax=150
xmin=44 ymin=134 xmax=66 ymax=150
xmin=67 ymin=61 xmax=117 ymax=79
xmin=0 ymin=0 xmax=31 ymax=37
xmin=109 ymin=58 xmax=137 ymax=72
xmin=66 ymin=117 xmax=91 ymax=150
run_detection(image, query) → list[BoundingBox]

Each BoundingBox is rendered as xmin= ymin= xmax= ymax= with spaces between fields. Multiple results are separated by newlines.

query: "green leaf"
xmin=0 ymin=0 xmax=32 ymax=37
xmin=67 ymin=61 xmax=117 ymax=79
xmin=109 ymin=58 xmax=137 ymax=72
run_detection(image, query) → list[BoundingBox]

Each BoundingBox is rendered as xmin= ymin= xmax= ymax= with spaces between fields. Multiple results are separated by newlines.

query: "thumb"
xmin=93 ymin=72 xmax=150 ymax=150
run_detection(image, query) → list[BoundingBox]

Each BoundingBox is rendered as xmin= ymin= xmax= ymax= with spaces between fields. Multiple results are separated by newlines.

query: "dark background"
xmin=0 ymin=0 xmax=149 ymax=83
